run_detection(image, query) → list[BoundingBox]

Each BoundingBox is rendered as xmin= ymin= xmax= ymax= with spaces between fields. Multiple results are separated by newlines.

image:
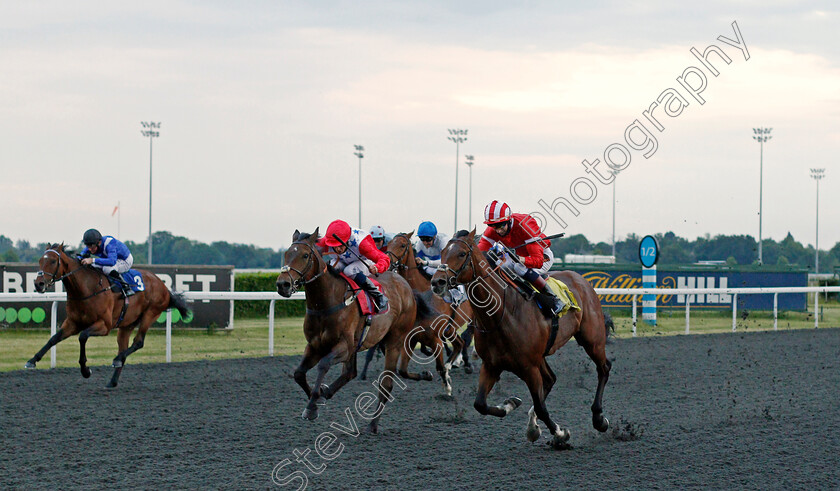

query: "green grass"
xmin=0 ymin=317 xmax=307 ymax=372
xmin=2 ymin=301 xmax=837 ymax=372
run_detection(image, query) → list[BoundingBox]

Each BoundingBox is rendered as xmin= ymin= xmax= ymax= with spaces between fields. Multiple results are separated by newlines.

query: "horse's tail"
xmin=603 ymin=310 xmax=615 ymax=343
xmin=413 ymin=289 xmax=442 ymax=324
xmin=168 ymin=289 xmax=191 ymax=318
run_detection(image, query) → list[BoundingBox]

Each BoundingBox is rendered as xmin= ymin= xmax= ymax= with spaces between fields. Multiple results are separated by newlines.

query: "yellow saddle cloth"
xmin=531 ymin=277 xmax=580 ymax=317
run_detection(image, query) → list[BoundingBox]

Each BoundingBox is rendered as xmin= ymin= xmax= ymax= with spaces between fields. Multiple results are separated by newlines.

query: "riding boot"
xmin=109 ymin=270 xmax=134 ymax=298
xmin=531 ymin=275 xmax=563 ymax=316
xmin=353 ymin=273 xmax=388 ymax=312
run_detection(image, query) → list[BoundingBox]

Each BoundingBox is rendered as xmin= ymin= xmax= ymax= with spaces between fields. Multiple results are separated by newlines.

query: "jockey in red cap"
xmin=319 ymin=219 xmax=390 ymax=311
xmin=478 ymin=200 xmax=564 ymax=315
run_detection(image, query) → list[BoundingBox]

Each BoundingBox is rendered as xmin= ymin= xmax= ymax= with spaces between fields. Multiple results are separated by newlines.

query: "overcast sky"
xmin=2 ymin=1 xmax=839 ymax=256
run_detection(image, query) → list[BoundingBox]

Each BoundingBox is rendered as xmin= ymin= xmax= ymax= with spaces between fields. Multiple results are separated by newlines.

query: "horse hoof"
xmin=80 ymin=367 xmax=91 ymax=379
xmin=368 ymin=422 xmax=379 ymax=434
xmin=464 ymin=364 xmax=473 ymax=374
xmin=549 ymin=429 xmax=572 ymax=450
xmin=505 ymin=396 xmax=523 ymax=409
xmin=24 ymin=361 xmax=36 ymax=369
xmin=593 ymin=414 xmax=610 ymax=432
xmin=105 ymin=381 xmax=118 ymax=389
xmin=421 ymin=370 xmax=434 ymax=381
xmin=301 ymin=407 xmax=319 ymax=421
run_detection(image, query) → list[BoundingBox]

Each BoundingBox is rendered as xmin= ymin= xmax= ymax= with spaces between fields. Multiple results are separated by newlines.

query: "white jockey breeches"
xmin=95 ymin=254 xmax=133 ymax=275
xmin=503 ymin=248 xmax=554 ymax=277
xmin=333 ymin=258 xmax=374 ymax=276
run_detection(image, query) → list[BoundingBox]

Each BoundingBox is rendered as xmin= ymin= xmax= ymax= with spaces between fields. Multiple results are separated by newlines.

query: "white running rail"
xmin=2 ymin=287 xmax=837 ymax=366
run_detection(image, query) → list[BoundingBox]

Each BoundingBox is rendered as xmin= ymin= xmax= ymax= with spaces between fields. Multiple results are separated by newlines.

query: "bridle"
xmin=436 ymin=238 xmax=477 ymax=289
xmin=387 ymin=234 xmax=418 ymax=272
xmin=279 ymin=241 xmax=327 ymax=293
xmin=37 ymin=249 xmax=82 ymax=290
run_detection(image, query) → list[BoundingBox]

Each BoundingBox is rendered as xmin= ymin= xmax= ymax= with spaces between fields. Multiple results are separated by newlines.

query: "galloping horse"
xmin=431 ymin=230 xmax=613 ymax=449
xmin=386 ymin=231 xmax=475 ymax=394
xmin=276 ymin=229 xmax=435 ymax=433
xmin=26 ymin=243 xmax=191 ymax=388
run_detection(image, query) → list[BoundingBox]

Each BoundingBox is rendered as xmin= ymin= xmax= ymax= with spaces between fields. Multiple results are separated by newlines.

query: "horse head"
xmin=34 ymin=243 xmax=73 ymax=293
xmin=431 ymin=228 xmax=478 ymax=296
xmin=276 ymin=227 xmax=325 ymax=297
xmin=385 ymin=231 xmax=414 ymax=272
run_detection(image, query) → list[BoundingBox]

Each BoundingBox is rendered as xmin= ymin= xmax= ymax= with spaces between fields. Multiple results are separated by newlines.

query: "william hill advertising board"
xmin=552 ymin=264 xmax=808 ymax=310
xmin=0 ymin=263 xmax=233 ymax=328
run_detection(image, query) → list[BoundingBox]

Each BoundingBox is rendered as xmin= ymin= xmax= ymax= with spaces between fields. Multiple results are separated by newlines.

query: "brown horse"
xmin=431 ymin=230 xmax=613 ymax=449
xmin=276 ymin=229 xmax=435 ymax=433
xmin=26 ymin=243 xmax=191 ymax=388
xmin=386 ymin=231 xmax=475 ymax=394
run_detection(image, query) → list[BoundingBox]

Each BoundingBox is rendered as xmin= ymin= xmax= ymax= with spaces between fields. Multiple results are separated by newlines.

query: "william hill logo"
xmin=582 ymin=271 xmax=730 ymax=306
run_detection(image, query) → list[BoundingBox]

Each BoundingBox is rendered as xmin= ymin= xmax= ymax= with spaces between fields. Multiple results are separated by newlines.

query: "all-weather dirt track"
xmin=2 ymin=328 xmax=839 ymax=490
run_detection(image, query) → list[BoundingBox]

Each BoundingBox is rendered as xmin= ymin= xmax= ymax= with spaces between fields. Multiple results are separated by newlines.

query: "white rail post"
xmin=268 ymin=299 xmax=276 ymax=356
xmin=814 ymin=291 xmax=819 ymax=328
xmin=732 ymin=294 xmax=738 ymax=332
xmin=685 ymin=298 xmax=690 ymax=334
xmin=773 ymin=293 xmax=778 ymax=331
xmin=631 ymin=295 xmax=637 ymax=337
xmin=166 ymin=310 xmax=172 ymax=363
xmin=50 ymin=301 xmax=58 ymax=368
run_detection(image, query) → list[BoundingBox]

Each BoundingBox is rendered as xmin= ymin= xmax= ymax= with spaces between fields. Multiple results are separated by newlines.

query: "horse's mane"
xmin=297 ymin=232 xmax=315 ymax=241
xmin=453 ymin=230 xmax=471 ymax=239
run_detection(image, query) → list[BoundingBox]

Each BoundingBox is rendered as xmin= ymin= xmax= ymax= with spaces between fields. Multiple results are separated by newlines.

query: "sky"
xmin=2 ymin=1 xmax=839 ymax=257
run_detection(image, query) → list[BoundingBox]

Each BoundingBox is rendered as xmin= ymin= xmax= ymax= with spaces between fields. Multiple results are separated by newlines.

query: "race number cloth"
xmin=339 ymin=273 xmax=388 ymax=316
xmin=531 ymin=277 xmax=579 ymax=318
xmin=116 ymin=270 xmax=146 ymax=292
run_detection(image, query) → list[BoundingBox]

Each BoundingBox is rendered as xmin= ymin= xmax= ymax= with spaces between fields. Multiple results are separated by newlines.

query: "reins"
xmin=37 ymin=248 xmax=114 ymax=301
xmin=386 ymin=234 xmax=422 ymax=273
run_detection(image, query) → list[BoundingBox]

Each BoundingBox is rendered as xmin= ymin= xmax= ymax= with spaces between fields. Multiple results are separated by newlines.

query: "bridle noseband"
xmin=37 ymin=249 xmax=80 ymax=289
xmin=387 ymin=234 xmax=414 ymax=272
xmin=436 ymin=238 xmax=477 ymax=289
xmin=279 ymin=241 xmax=326 ymax=292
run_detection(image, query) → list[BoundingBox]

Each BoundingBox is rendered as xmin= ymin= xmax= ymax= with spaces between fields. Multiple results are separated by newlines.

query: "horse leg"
xmin=108 ymin=319 xmax=153 ymax=388
xmin=106 ymin=328 xmax=132 ymax=388
xmin=396 ymin=336 xmax=434 ymax=382
xmin=523 ymin=365 xmax=570 ymax=449
xmin=446 ymin=333 xmax=465 ymax=368
xmin=473 ymin=364 xmax=521 ymax=417
xmin=460 ymin=323 xmax=475 ymax=374
xmin=322 ymin=350 xmax=358 ymax=399
xmin=78 ymin=322 xmax=109 ymax=379
xmin=293 ymin=345 xmax=321 ymax=399
xmin=368 ymin=344 xmax=403 ymax=434
xmin=25 ymin=326 xmax=73 ymax=369
xmin=442 ymin=323 xmax=463 ymax=370
xmin=359 ymin=342 xmax=378 ymax=380
xmin=576 ymin=333 xmax=612 ymax=432
xmin=435 ymin=337 xmax=452 ymax=397
xmin=302 ymin=352 xmax=335 ymax=421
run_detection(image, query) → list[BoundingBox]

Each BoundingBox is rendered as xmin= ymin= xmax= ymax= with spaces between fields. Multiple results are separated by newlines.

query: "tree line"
xmin=0 ymin=231 xmax=284 ymax=269
xmin=1 ymin=230 xmax=837 ymax=272
xmin=552 ymin=231 xmax=837 ymax=271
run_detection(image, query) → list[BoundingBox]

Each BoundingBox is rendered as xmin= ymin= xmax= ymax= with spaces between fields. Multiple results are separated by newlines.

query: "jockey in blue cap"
xmin=414 ymin=221 xmax=449 ymax=278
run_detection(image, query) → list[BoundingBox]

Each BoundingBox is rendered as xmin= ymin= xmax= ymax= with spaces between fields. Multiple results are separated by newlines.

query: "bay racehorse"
xmin=276 ymin=229 xmax=436 ymax=433
xmin=431 ymin=230 xmax=613 ymax=449
xmin=26 ymin=243 xmax=191 ymax=388
xmin=386 ymin=231 xmax=475 ymax=395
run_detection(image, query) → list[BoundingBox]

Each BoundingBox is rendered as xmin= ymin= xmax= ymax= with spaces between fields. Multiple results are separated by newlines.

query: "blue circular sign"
xmin=639 ymin=235 xmax=659 ymax=268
